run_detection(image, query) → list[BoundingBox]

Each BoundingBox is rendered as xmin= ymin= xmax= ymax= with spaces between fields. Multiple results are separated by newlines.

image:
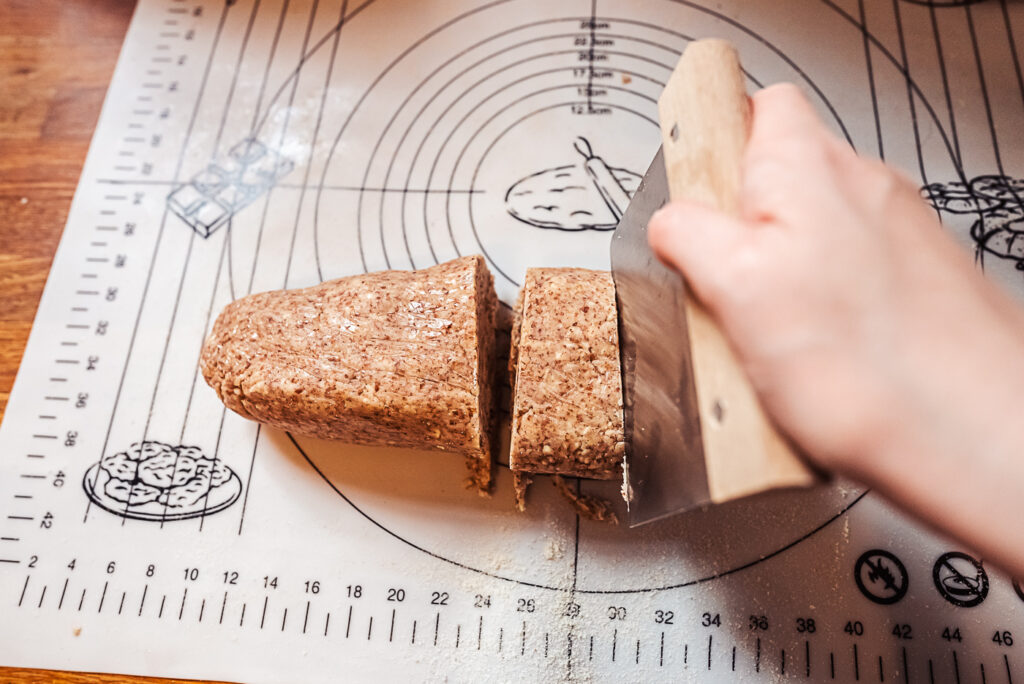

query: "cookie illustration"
xmin=83 ymin=440 xmax=242 ymax=521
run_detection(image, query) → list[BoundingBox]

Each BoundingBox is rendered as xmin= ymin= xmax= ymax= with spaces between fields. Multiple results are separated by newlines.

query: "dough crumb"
xmin=512 ymin=469 xmax=533 ymax=512
xmin=552 ymin=475 xmax=619 ymax=524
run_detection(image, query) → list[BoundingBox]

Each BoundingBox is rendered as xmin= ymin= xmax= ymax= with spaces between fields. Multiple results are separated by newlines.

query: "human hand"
xmin=648 ymin=83 xmax=1024 ymax=575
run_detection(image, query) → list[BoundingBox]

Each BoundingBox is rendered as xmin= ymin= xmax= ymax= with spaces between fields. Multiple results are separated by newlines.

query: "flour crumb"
xmin=544 ymin=538 xmax=564 ymax=561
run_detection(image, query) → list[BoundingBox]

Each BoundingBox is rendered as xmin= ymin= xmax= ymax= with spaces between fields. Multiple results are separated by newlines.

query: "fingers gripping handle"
xmin=657 ymin=40 xmax=818 ymax=502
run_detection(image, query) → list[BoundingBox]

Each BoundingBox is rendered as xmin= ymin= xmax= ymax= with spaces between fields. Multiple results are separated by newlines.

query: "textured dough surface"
xmin=509 ymin=267 xmax=624 ymax=479
xmin=200 ymin=255 xmax=498 ymax=492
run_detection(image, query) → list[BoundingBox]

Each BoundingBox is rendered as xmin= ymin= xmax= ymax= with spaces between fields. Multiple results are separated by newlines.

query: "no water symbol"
xmin=933 ymin=551 xmax=989 ymax=608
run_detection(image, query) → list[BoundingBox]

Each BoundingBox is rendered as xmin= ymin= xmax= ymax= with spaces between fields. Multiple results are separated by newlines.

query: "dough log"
xmin=200 ymin=255 xmax=498 ymax=493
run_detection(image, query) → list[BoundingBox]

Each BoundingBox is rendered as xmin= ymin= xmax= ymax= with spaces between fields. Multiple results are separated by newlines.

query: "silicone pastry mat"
xmin=1 ymin=1 xmax=1023 ymax=681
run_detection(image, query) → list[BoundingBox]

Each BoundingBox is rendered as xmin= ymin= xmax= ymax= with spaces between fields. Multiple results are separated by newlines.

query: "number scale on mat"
xmin=2 ymin=0 xmax=1024 ymax=681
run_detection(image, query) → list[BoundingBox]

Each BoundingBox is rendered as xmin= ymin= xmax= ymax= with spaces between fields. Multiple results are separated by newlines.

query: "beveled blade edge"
xmin=610 ymin=148 xmax=711 ymax=527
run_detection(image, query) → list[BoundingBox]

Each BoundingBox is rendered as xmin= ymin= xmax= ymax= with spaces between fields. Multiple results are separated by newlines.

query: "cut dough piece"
xmin=201 ymin=255 xmax=498 ymax=494
xmin=508 ymin=267 xmax=625 ymax=481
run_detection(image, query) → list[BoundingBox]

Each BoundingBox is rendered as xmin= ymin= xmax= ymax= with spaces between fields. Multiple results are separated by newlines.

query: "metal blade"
xmin=610 ymin=147 xmax=710 ymax=527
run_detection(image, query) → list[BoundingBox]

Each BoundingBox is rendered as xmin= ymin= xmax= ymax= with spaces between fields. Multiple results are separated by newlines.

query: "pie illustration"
xmin=83 ymin=440 xmax=241 ymax=521
xmin=505 ymin=137 xmax=640 ymax=231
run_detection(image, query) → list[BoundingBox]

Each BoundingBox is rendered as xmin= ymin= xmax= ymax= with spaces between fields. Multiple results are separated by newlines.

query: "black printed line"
xmin=195 ymin=401 xmax=228 ymax=530
xmin=929 ymin=3 xmax=962 ymax=165
xmin=17 ymin=576 xmax=29 ymax=607
xmin=891 ymin=0 xmax=934 ymax=206
xmin=282 ymin=0 xmax=343 ymax=289
xmin=820 ymin=0 xmax=964 ymax=180
xmin=566 ymin=479 xmax=581 ymax=676
xmin=58 ymin=579 xmax=68 ymax=610
xmin=236 ymin=425 xmax=261 ymax=535
xmin=966 ymin=4 xmax=1006 ymax=174
xmin=287 ymin=183 xmax=484 ymax=193
xmin=85 ymin=0 xmax=231 ymax=522
xmin=187 ymin=0 xmax=308 ymax=531
xmin=587 ymin=0 xmax=597 ymax=111
xmin=251 ymin=0 xmax=375 ymax=135
xmin=130 ymin=228 xmax=197 ymax=525
xmin=248 ymin=0 xmax=290 ymax=133
xmin=1002 ymin=0 xmax=1024 ymax=116
xmin=160 ymin=0 xmax=259 ymax=528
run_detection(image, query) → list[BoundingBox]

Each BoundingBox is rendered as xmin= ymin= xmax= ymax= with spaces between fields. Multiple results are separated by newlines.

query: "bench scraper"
xmin=611 ymin=39 xmax=819 ymax=527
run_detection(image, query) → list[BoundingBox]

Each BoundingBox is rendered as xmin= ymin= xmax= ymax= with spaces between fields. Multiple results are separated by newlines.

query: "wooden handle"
xmin=658 ymin=40 xmax=818 ymax=502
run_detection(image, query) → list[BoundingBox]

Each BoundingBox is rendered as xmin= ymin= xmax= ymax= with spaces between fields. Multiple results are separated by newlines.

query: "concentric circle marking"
xmin=295 ymin=1 xmax=963 ymax=592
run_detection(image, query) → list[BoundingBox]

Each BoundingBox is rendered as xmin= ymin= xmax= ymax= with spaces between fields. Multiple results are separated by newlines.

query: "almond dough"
xmin=200 ymin=255 xmax=498 ymax=493
xmin=508 ymin=268 xmax=625 ymax=481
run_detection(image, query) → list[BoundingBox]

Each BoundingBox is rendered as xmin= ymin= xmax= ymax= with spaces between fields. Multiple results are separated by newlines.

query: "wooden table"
xmin=0 ymin=2 xmax=223 ymax=682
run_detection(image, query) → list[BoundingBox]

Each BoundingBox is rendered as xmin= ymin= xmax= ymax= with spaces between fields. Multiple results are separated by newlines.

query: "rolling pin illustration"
xmin=574 ymin=136 xmax=633 ymax=222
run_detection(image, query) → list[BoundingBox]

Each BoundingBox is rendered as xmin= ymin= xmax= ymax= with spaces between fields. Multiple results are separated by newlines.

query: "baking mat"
xmin=1 ymin=0 xmax=1023 ymax=681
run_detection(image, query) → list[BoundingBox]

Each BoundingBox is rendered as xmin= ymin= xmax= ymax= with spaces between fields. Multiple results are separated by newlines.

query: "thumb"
xmin=647 ymin=200 xmax=748 ymax=308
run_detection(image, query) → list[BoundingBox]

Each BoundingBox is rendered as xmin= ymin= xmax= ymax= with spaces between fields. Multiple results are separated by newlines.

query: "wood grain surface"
xmin=0 ymin=1 xmax=225 ymax=682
